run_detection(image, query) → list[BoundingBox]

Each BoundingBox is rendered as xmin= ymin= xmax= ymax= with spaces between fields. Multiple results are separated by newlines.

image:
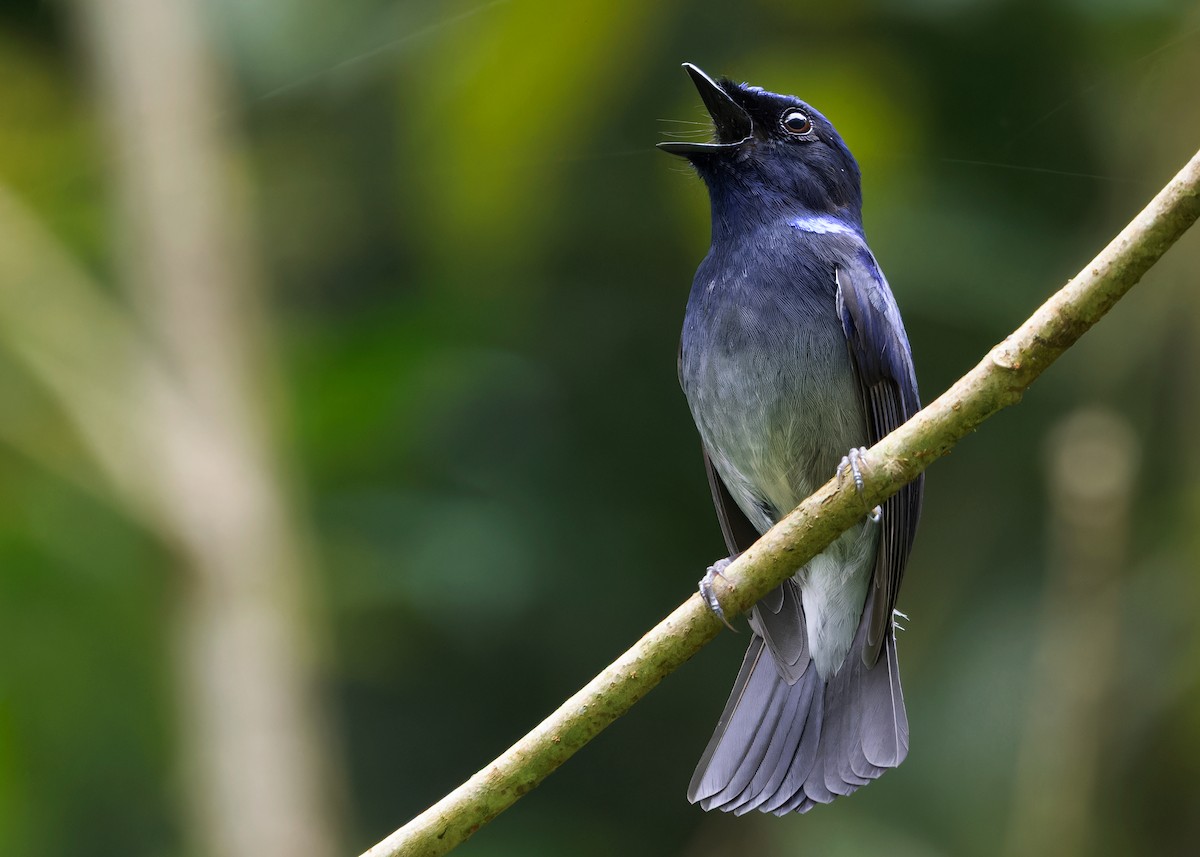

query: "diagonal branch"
xmin=362 ymin=146 xmax=1200 ymax=857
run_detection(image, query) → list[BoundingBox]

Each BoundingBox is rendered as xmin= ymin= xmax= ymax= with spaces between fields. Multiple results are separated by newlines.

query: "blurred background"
xmin=1 ymin=1 xmax=1199 ymax=856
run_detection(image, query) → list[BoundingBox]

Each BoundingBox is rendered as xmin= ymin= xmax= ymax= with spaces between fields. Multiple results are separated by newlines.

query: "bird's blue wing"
xmin=701 ymin=445 xmax=761 ymax=557
xmin=835 ymin=250 xmax=924 ymax=667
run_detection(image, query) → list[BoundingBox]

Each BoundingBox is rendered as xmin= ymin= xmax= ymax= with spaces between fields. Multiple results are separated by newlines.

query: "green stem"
xmin=362 ymin=146 xmax=1200 ymax=857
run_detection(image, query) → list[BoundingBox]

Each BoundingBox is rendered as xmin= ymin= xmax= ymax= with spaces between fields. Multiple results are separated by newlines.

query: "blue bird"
xmin=659 ymin=64 xmax=924 ymax=814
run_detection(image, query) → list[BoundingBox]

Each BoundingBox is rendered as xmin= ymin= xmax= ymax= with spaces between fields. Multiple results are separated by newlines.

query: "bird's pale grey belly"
xmin=682 ymin=289 xmax=877 ymax=677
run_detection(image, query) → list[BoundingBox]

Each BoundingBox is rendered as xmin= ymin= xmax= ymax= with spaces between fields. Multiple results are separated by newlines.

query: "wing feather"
xmin=835 ymin=257 xmax=924 ymax=666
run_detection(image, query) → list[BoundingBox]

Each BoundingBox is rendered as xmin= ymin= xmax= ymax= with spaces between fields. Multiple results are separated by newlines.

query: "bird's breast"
xmin=680 ymin=254 xmax=865 ymax=530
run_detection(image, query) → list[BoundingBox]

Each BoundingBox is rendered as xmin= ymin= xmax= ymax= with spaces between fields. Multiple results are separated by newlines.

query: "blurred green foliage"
xmin=1 ymin=1 xmax=1199 ymax=855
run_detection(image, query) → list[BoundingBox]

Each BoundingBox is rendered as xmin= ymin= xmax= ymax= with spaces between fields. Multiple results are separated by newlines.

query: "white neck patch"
xmin=788 ymin=214 xmax=861 ymax=238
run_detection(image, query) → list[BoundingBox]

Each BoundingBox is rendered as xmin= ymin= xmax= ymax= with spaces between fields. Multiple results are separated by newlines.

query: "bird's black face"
xmin=659 ymin=64 xmax=863 ymax=218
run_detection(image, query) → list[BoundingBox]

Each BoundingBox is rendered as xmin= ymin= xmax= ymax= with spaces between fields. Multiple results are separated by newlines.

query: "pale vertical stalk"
xmin=71 ymin=3 xmax=339 ymax=857
xmin=1004 ymin=409 xmax=1138 ymax=857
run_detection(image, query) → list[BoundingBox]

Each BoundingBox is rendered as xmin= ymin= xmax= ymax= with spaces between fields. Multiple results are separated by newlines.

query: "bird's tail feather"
xmin=687 ymin=609 xmax=907 ymax=814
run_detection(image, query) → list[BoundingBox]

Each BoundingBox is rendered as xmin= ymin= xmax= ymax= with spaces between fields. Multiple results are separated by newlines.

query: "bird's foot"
xmin=838 ymin=447 xmax=882 ymax=523
xmin=699 ymin=557 xmax=737 ymax=632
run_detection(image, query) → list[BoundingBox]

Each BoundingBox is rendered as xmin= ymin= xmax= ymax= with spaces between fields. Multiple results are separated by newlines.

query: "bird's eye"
xmin=781 ymin=110 xmax=812 ymax=136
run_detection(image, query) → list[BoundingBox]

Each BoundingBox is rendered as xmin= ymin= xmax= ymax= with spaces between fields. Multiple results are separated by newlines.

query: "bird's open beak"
xmin=658 ymin=63 xmax=753 ymax=156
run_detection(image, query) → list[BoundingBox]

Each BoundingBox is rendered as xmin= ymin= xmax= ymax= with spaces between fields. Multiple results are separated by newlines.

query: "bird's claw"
xmin=699 ymin=557 xmax=737 ymax=632
xmin=839 ymin=447 xmax=867 ymax=494
xmin=838 ymin=447 xmax=882 ymax=523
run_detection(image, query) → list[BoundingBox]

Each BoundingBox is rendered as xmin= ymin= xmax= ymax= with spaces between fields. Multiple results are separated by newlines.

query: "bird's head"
xmin=660 ymin=63 xmax=863 ymax=225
